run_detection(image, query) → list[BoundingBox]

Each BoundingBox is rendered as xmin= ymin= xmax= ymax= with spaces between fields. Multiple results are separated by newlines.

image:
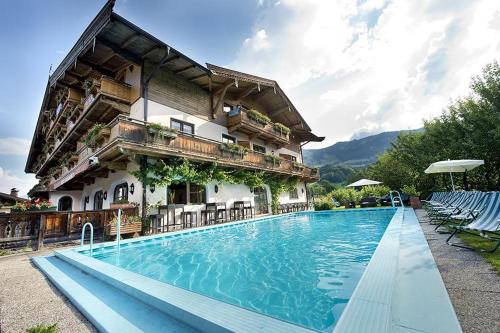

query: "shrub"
xmin=401 ymin=184 xmax=421 ymax=197
xmin=360 ymin=185 xmax=391 ymax=198
xmin=84 ymin=123 xmax=106 ymax=147
xmin=314 ymin=198 xmax=335 ymax=211
xmin=26 ymin=323 xmax=58 ymax=333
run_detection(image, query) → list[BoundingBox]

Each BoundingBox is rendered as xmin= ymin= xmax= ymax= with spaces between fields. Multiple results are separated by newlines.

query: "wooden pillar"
xmin=37 ymin=215 xmax=46 ymax=251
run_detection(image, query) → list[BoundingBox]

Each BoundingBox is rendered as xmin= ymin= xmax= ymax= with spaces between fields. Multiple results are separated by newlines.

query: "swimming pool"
xmin=82 ymin=208 xmax=395 ymax=332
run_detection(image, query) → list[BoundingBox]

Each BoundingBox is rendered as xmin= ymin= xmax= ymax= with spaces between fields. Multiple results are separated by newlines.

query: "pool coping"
xmin=49 ymin=207 xmax=459 ymax=333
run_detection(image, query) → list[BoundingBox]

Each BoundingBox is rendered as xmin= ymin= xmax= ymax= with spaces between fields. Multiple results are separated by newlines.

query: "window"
xmin=189 ymin=184 xmax=206 ymax=204
xmin=94 ymin=191 xmax=104 ymax=210
xmin=168 ymin=183 xmax=205 ymax=204
xmin=58 ymin=196 xmax=72 ymax=211
xmin=253 ymin=144 xmax=266 ymax=154
xmin=169 ymin=183 xmax=187 ymax=204
xmin=289 ymin=188 xmax=299 ymax=199
xmin=171 ymin=118 xmax=194 ymax=135
xmin=113 ymin=183 xmax=128 ymax=203
xmin=222 ymin=134 xmax=236 ymax=144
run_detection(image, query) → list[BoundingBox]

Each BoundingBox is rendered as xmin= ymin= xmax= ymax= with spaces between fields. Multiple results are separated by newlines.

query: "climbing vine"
xmin=130 ymin=156 xmax=298 ymax=214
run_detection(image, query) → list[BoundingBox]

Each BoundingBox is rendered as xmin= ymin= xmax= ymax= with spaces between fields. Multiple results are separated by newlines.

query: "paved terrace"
xmin=416 ymin=209 xmax=500 ymax=333
xmin=0 ymin=210 xmax=498 ymax=333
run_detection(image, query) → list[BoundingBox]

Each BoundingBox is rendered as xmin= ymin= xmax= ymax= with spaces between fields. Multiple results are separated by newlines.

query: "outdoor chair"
xmin=446 ymin=192 xmax=500 ymax=253
xmin=360 ymin=197 xmax=378 ymax=208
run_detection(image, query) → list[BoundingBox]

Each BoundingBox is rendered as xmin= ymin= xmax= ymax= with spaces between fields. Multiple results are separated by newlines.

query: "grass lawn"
xmin=457 ymin=231 xmax=500 ymax=274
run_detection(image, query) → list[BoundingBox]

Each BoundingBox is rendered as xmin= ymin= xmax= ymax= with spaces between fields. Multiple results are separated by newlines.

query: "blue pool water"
xmin=88 ymin=209 xmax=395 ymax=332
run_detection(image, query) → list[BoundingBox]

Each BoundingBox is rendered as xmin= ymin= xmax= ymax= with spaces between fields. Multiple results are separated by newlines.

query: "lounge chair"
xmin=433 ymin=192 xmax=486 ymax=231
xmin=446 ymin=192 xmax=500 ymax=253
xmin=360 ymin=197 xmax=378 ymax=208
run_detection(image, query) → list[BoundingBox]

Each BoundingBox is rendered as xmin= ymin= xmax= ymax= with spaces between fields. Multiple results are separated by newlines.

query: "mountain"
xmin=303 ymin=130 xmax=416 ymax=167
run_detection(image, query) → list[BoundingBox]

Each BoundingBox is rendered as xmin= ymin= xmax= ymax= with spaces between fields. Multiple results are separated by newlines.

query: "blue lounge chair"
xmin=446 ymin=192 xmax=500 ymax=253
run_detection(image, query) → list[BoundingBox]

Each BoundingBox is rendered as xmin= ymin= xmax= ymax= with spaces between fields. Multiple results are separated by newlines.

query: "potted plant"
xmin=147 ymin=123 xmax=178 ymax=142
xmin=84 ymin=123 xmax=110 ymax=149
xmin=292 ymin=161 xmax=305 ymax=172
xmin=219 ymin=143 xmax=249 ymax=158
xmin=110 ymin=199 xmax=137 ymax=210
xmin=402 ymin=185 xmax=422 ymax=209
xmin=245 ymin=109 xmax=271 ymax=126
xmin=273 ymin=122 xmax=291 ymax=138
xmin=264 ymin=153 xmax=281 ymax=167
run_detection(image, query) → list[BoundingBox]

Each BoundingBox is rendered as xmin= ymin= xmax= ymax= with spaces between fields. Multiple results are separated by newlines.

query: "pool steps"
xmin=32 ymin=255 xmax=198 ymax=333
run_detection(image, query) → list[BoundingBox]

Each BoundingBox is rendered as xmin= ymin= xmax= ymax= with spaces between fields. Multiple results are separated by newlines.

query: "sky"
xmin=0 ymin=0 xmax=499 ymax=196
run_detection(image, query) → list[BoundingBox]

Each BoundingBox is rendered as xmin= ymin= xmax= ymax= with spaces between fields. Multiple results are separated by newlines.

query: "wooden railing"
xmin=110 ymin=117 xmax=319 ymax=180
xmin=0 ymin=207 xmax=138 ymax=249
xmin=35 ymin=76 xmax=132 ymax=176
xmin=227 ymin=111 xmax=289 ymax=145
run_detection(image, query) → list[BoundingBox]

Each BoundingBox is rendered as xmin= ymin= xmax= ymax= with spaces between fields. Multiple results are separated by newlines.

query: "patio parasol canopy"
xmin=424 ymin=159 xmax=484 ymax=174
xmin=424 ymin=159 xmax=484 ymax=191
xmin=346 ymin=179 xmax=382 ymax=187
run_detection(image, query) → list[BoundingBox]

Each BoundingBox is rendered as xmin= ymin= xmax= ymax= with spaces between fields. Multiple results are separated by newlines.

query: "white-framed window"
xmin=253 ymin=144 xmax=266 ymax=154
xmin=222 ymin=134 xmax=236 ymax=144
xmin=289 ymin=188 xmax=299 ymax=199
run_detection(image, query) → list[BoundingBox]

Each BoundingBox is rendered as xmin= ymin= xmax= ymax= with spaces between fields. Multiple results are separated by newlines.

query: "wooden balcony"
xmin=104 ymin=117 xmax=318 ymax=179
xmin=227 ymin=111 xmax=289 ymax=146
xmin=36 ymin=77 xmax=132 ymax=177
xmin=49 ymin=116 xmax=319 ymax=190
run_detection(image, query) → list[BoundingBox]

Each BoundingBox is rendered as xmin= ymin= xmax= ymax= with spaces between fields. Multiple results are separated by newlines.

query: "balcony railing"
xmin=0 ymin=207 xmax=138 ymax=249
xmin=227 ymin=111 xmax=290 ymax=146
xmin=49 ymin=116 xmax=319 ymax=189
xmin=36 ymin=77 xmax=132 ymax=176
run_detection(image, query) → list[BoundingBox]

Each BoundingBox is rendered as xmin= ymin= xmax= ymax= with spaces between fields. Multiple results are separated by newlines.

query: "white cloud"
xmin=229 ymin=0 xmax=500 ymax=147
xmin=0 ymin=166 xmax=37 ymax=198
xmin=0 ymin=137 xmax=31 ymax=156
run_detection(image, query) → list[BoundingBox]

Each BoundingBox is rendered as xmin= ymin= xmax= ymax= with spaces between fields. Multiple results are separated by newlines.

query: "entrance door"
xmin=253 ymin=187 xmax=269 ymax=215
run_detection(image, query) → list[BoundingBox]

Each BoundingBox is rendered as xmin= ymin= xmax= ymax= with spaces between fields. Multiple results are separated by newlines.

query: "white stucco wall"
xmin=48 ymin=190 xmax=83 ymax=211
xmin=278 ymin=181 xmax=307 ymax=204
xmin=79 ymin=167 xmax=143 ymax=211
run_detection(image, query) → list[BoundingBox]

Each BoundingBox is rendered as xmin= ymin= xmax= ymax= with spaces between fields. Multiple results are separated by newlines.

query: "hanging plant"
xmin=82 ymin=79 xmax=94 ymax=96
xmin=273 ymin=122 xmax=291 ymax=136
xmin=147 ymin=123 xmax=178 ymax=141
xmin=219 ymin=143 xmax=249 ymax=157
xmin=55 ymin=88 xmax=68 ymax=105
xmin=246 ymin=109 xmax=271 ymax=125
xmin=264 ymin=153 xmax=282 ymax=166
xmin=84 ymin=123 xmax=107 ymax=148
xmin=292 ymin=161 xmax=305 ymax=171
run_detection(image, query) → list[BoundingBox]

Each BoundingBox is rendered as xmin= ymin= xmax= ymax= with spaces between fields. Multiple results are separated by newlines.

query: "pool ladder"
xmin=389 ymin=190 xmax=405 ymax=208
xmin=80 ymin=209 xmax=123 ymax=255
xmin=81 ymin=222 xmax=94 ymax=255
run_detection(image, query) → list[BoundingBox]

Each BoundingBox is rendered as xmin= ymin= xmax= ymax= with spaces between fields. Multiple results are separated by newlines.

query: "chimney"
xmin=10 ymin=188 xmax=19 ymax=197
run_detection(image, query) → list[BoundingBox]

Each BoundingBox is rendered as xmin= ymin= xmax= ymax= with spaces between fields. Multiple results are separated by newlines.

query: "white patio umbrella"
xmin=346 ymin=179 xmax=382 ymax=187
xmin=424 ymin=159 xmax=484 ymax=191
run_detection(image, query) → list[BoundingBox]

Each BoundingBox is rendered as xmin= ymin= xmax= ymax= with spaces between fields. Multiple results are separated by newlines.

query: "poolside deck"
xmin=416 ymin=209 xmax=500 ymax=333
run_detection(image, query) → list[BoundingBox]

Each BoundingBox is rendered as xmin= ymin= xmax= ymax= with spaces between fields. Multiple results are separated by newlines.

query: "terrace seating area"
xmin=423 ymin=191 xmax=500 ymax=252
xmin=145 ymin=200 xmax=312 ymax=235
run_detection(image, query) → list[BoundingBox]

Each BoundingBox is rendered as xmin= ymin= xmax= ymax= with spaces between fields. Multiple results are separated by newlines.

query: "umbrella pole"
xmin=449 ymin=172 xmax=455 ymax=191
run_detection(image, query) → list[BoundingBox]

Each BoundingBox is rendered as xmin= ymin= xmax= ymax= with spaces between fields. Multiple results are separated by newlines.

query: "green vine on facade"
xmin=130 ymin=156 xmax=298 ymax=214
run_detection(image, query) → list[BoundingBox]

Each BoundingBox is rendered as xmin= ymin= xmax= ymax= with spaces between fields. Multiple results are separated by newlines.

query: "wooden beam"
xmin=254 ymin=87 xmax=274 ymax=102
xmin=174 ymin=64 xmax=196 ymax=75
xmin=100 ymin=161 xmax=127 ymax=171
xmin=212 ymin=80 xmax=234 ymax=118
xmin=95 ymin=36 xmax=141 ymax=65
xmin=268 ymin=105 xmax=291 ymax=117
xmin=76 ymin=58 xmax=115 ymax=77
xmin=189 ymin=73 xmax=208 ymax=82
xmin=141 ymin=46 xmax=160 ymax=59
xmin=234 ymin=85 xmax=257 ymax=102
xmin=120 ymin=33 xmax=140 ymax=49
xmin=159 ymin=55 xmax=181 ymax=68
xmin=98 ymin=51 xmax=116 ymax=65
